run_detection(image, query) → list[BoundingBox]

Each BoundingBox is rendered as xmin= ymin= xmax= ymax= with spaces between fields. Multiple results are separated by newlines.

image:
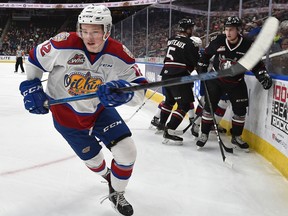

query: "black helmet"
xmin=225 ymin=16 xmax=242 ymax=27
xmin=178 ymin=18 xmax=195 ymax=32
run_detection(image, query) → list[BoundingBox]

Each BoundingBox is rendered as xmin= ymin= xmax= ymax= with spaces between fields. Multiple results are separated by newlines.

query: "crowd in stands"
xmin=7 ymin=0 xmax=128 ymax=3
xmin=128 ymin=11 xmax=288 ymax=59
xmin=0 ymin=1 xmax=288 ymax=75
xmin=0 ymin=16 xmax=64 ymax=56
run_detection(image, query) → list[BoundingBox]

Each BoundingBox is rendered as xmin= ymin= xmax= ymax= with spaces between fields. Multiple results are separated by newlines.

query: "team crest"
xmin=52 ymin=32 xmax=70 ymax=42
xmin=64 ymin=71 xmax=103 ymax=96
xmin=217 ymin=46 xmax=226 ymax=52
xmin=68 ymin=54 xmax=85 ymax=65
xmin=219 ymin=55 xmax=238 ymax=70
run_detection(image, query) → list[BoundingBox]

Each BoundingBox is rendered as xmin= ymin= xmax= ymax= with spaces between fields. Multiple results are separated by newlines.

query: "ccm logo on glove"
xmin=22 ymin=85 xmax=43 ymax=96
xmin=19 ymin=78 xmax=49 ymax=114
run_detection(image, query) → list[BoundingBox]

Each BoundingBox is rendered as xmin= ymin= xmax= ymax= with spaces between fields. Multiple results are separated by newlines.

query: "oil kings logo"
xmin=64 ymin=71 xmax=103 ymax=96
xmin=68 ymin=54 xmax=85 ymax=65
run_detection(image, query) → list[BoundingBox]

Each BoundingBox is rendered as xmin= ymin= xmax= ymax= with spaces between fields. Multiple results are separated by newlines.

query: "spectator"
xmin=270 ymin=36 xmax=288 ymax=75
xmin=246 ymin=18 xmax=262 ymax=40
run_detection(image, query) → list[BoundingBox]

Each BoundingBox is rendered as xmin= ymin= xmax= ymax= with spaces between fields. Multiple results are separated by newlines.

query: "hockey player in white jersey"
xmin=19 ymin=5 xmax=148 ymax=216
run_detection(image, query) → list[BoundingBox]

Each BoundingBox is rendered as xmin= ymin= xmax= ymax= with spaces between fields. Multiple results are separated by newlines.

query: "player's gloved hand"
xmin=19 ymin=78 xmax=49 ymax=114
xmin=196 ymin=62 xmax=208 ymax=74
xmin=257 ymin=70 xmax=272 ymax=90
xmin=97 ymin=80 xmax=134 ymax=107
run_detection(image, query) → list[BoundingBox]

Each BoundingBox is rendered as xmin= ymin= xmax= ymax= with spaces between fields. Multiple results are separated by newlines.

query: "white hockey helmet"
xmin=77 ymin=4 xmax=112 ymax=39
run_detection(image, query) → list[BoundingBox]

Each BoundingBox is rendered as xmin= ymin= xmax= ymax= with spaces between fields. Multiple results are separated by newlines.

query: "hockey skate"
xmin=191 ymin=123 xmax=200 ymax=137
xmin=231 ymin=135 xmax=249 ymax=152
xmin=109 ymin=191 xmax=134 ymax=216
xmin=155 ymin=122 xmax=165 ymax=134
xmin=162 ymin=128 xmax=183 ymax=145
xmin=149 ymin=116 xmax=160 ymax=129
xmin=196 ymin=133 xmax=208 ymax=149
xmin=102 ymin=169 xmax=134 ymax=216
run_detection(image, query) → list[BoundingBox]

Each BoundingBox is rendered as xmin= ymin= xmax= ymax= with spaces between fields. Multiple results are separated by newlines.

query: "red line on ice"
xmin=0 ymin=155 xmax=76 ymax=176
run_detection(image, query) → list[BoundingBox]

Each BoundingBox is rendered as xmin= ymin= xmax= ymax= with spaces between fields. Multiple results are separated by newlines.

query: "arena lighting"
xmin=0 ymin=0 xmax=175 ymax=9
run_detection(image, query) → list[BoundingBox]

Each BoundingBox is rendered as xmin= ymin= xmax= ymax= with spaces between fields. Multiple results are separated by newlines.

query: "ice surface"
xmin=0 ymin=63 xmax=288 ymax=216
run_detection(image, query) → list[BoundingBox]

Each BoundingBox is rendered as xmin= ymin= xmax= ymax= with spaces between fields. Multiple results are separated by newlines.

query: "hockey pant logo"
xmin=103 ymin=120 xmax=123 ymax=132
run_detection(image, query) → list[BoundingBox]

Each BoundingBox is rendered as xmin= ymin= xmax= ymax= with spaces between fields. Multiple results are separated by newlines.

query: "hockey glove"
xmin=19 ymin=78 xmax=49 ymax=114
xmin=257 ymin=70 xmax=272 ymax=90
xmin=196 ymin=62 xmax=208 ymax=74
xmin=97 ymin=80 xmax=134 ymax=108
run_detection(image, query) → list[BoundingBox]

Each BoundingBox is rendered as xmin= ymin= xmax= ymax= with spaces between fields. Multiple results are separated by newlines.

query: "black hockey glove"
xmin=257 ymin=70 xmax=272 ymax=90
xmin=196 ymin=62 xmax=208 ymax=74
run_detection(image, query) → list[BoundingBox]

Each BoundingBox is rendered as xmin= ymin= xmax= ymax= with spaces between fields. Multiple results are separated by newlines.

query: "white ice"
xmin=1 ymin=63 xmax=288 ymax=216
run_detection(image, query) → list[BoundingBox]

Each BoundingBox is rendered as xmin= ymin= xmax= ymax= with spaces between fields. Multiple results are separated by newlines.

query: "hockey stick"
xmin=47 ymin=68 xmax=243 ymax=106
xmin=203 ymin=81 xmax=233 ymax=167
xmin=124 ymin=87 xmax=160 ymax=123
xmin=204 ymin=72 xmax=232 ymax=154
xmin=47 ymin=17 xmax=279 ymax=106
xmin=168 ymin=114 xmax=201 ymax=136
xmin=115 ymin=17 xmax=278 ymax=92
xmin=168 ymin=93 xmax=203 ymax=136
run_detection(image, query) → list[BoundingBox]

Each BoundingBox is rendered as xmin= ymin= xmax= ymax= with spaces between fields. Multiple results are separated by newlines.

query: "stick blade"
xmin=238 ymin=16 xmax=279 ymax=71
xmin=221 ymin=141 xmax=234 ymax=154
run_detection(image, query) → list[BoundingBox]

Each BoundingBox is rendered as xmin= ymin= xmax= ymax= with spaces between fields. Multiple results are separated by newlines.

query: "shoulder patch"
xmin=52 ymin=32 xmax=70 ymax=42
xmin=122 ymin=45 xmax=134 ymax=59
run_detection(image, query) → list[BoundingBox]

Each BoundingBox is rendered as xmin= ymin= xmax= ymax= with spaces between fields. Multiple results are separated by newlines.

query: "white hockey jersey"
xmin=26 ymin=32 xmax=147 ymax=130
